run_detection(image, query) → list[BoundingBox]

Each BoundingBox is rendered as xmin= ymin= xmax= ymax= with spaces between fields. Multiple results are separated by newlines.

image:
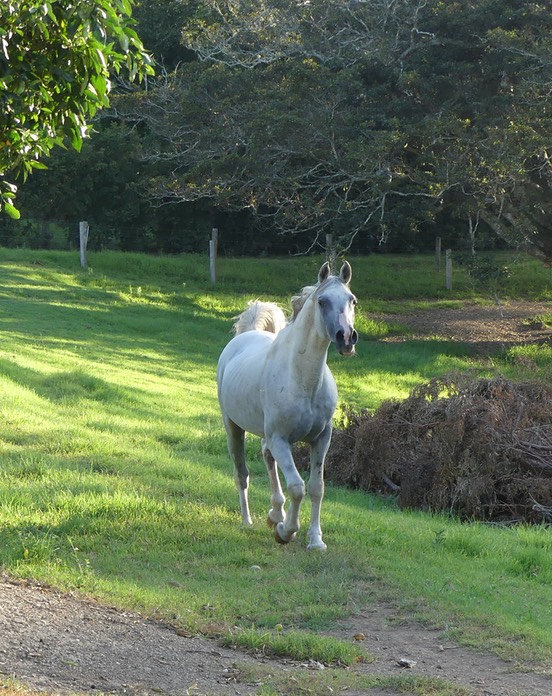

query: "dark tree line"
xmin=3 ymin=0 xmax=551 ymax=261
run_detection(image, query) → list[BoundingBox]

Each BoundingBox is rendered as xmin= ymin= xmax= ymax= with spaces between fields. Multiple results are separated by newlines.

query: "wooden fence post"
xmin=326 ymin=233 xmax=336 ymax=270
xmin=212 ymin=227 xmax=218 ymax=256
xmin=209 ymin=228 xmax=218 ymax=284
xmin=79 ymin=221 xmax=89 ymax=268
xmin=445 ymin=249 xmax=453 ymax=290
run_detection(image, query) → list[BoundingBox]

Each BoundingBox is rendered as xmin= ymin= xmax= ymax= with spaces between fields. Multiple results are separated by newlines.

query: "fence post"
xmin=445 ymin=249 xmax=453 ymax=290
xmin=326 ymin=233 xmax=336 ymax=270
xmin=212 ymin=227 xmax=218 ymax=256
xmin=209 ymin=228 xmax=218 ymax=284
xmin=79 ymin=221 xmax=89 ymax=268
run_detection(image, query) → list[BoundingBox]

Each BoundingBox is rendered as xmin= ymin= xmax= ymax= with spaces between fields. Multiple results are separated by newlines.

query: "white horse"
xmin=217 ymin=262 xmax=357 ymax=549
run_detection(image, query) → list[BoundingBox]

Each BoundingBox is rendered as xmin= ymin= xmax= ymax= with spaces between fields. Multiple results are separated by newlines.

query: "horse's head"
xmin=316 ymin=261 xmax=358 ymax=356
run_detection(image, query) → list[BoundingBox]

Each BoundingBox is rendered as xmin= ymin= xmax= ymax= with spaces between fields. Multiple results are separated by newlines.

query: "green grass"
xmin=223 ymin=627 xmax=366 ymax=665
xmin=0 ymin=248 xmax=551 ymax=687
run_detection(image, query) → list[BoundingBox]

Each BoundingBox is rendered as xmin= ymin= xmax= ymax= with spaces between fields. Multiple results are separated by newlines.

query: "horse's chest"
xmin=267 ymin=383 xmax=336 ymax=443
xmin=295 ymin=403 xmax=330 ymax=442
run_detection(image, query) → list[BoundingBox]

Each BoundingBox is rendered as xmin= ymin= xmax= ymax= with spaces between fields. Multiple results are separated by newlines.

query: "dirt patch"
xmin=333 ymin=604 xmax=552 ymax=696
xmin=373 ymin=300 xmax=551 ymax=350
xmin=0 ymin=575 xmax=260 ymax=695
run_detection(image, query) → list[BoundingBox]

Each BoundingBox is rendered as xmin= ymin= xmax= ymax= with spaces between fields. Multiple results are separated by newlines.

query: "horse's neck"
xmin=287 ymin=300 xmax=329 ymax=394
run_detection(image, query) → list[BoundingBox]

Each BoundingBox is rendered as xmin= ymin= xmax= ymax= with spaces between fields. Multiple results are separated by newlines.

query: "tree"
xmin=121 ymin=0 xmax=551 ymax=259
xmin=133 ymin=0 xmax=195 ymax=70
xmin=16 ymin=122 xmax=147 ymax=250
xmin=0 ymin=0 xmax=153 ymax=218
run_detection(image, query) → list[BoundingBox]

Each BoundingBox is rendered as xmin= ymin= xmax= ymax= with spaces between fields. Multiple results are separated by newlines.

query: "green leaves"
xmin=3 ymin=202 xmax=20 ymax=220
xmin=0 ymin=179 xmax=20 ymax=219
xmin=0 ymin=0 xmax=153 ymax=217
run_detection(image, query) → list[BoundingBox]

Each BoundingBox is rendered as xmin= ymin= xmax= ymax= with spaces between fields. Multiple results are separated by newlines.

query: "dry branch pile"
xmin=325 ymin=375 xmax=552 ymax=523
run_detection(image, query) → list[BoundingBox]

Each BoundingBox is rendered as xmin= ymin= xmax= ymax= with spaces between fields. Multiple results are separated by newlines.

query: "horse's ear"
xmin=339 ymin=261 xmax=352 ymax=285
xmin=318 ymin=262 xmax=331 ymax=283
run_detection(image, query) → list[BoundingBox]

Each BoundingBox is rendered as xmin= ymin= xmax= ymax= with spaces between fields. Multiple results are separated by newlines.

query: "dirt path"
xmin=333 ymin=606 xmax=552 ymax=696
xmin=1 ymin=575 xmax=551 ymax=696
xmin=0 ymin=575 xmax=259 ymax=695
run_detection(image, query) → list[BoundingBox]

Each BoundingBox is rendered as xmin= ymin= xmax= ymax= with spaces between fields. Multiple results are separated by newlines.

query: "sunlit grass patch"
xmin=223 ymin=626 xmax=367 ymax=666
xmin=1 ymin=248 xmax=552 ymax=672
xmin=331 ymin=339 xmax=478 ymax=409
xmin=506 ymin=342 xmax=552 ymax=367
xmin=520 ymin=313 xmax=552 ymax=329
xmin=354 ymin=313 xmax=389 ymax=339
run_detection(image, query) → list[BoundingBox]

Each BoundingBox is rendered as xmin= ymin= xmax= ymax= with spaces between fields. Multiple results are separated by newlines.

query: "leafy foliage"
xmin=0 ymin=0 xmax=153 ymax=217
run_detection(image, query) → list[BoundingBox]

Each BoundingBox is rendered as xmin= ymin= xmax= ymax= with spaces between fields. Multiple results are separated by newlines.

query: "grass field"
xmin=0 ymin=248 xmax=551 ymax=694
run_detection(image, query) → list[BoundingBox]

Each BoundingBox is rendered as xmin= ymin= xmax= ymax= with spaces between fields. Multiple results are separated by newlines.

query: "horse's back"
xmin=217 ymin=330 xmax=274 ymax=436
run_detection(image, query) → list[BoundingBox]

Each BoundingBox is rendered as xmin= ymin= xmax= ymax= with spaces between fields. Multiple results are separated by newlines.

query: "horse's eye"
xmin=318 ymin=298 xmax=327 ymax=308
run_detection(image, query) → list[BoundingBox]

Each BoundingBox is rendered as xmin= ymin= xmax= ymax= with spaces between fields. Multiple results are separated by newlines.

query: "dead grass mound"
xmin=325 ymin=375 xmax=552 ymax=523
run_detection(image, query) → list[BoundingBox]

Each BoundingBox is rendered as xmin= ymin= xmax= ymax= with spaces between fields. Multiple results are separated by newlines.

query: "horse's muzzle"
xmin=336 ymin=328 xmax=358 ymax=356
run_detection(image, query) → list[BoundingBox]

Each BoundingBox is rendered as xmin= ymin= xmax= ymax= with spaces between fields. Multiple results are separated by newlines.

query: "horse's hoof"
xmin=267 ymin=509 xmax=284 ymax=528
xmin=307 ymin=540 xmax=327 ymax=551
xmin=274 ymin=522 xmax=295 ymax=545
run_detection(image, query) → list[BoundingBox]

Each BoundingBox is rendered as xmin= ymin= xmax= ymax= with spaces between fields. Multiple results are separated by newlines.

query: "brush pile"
xmin=324 ymin=375 xmax=552 ymax=523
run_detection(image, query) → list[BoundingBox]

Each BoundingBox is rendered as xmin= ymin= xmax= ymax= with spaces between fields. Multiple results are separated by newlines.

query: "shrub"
xmin=324 ymin=375 xmax=552 ymax=523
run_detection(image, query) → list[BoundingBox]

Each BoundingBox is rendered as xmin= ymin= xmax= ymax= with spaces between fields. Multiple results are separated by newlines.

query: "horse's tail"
xmin=233 ymin=301 xmax=287 ymax=335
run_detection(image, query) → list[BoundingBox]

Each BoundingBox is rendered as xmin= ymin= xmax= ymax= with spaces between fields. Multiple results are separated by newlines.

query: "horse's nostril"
xmin=336 ymin=329 xmax=357 ymax=346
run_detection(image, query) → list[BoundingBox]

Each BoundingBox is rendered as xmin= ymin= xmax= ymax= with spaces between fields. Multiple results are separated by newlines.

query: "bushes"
xmin=325 ymin=375 xmax=552 ymax=523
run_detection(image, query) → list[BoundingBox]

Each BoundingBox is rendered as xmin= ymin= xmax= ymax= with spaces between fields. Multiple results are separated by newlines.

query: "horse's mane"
xmin=290 ymin=285 xmax=317 ymax=321
xmin=290 ymin=275 xmax=339 ymax=321
xmin=235 ymin=274 xmax=339 ymax=333
xmin=233 ymin=300 xmax=287 ymax=335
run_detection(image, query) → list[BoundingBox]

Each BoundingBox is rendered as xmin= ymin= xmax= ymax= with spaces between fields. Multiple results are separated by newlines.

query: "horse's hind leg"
xmin=262 ymin=440 xmax=285 ymax=527
xmin=224 ymin=416 xmax=252 ymax=526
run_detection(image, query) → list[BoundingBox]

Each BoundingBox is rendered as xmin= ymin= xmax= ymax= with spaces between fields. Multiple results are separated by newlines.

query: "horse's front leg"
xmin=265 ymin=436 xmax=305 ymax=544
xmin=262 ymin=439 xmax=286 ymax=527
xmin=306 ymin=424 xmax=332 ymax=550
